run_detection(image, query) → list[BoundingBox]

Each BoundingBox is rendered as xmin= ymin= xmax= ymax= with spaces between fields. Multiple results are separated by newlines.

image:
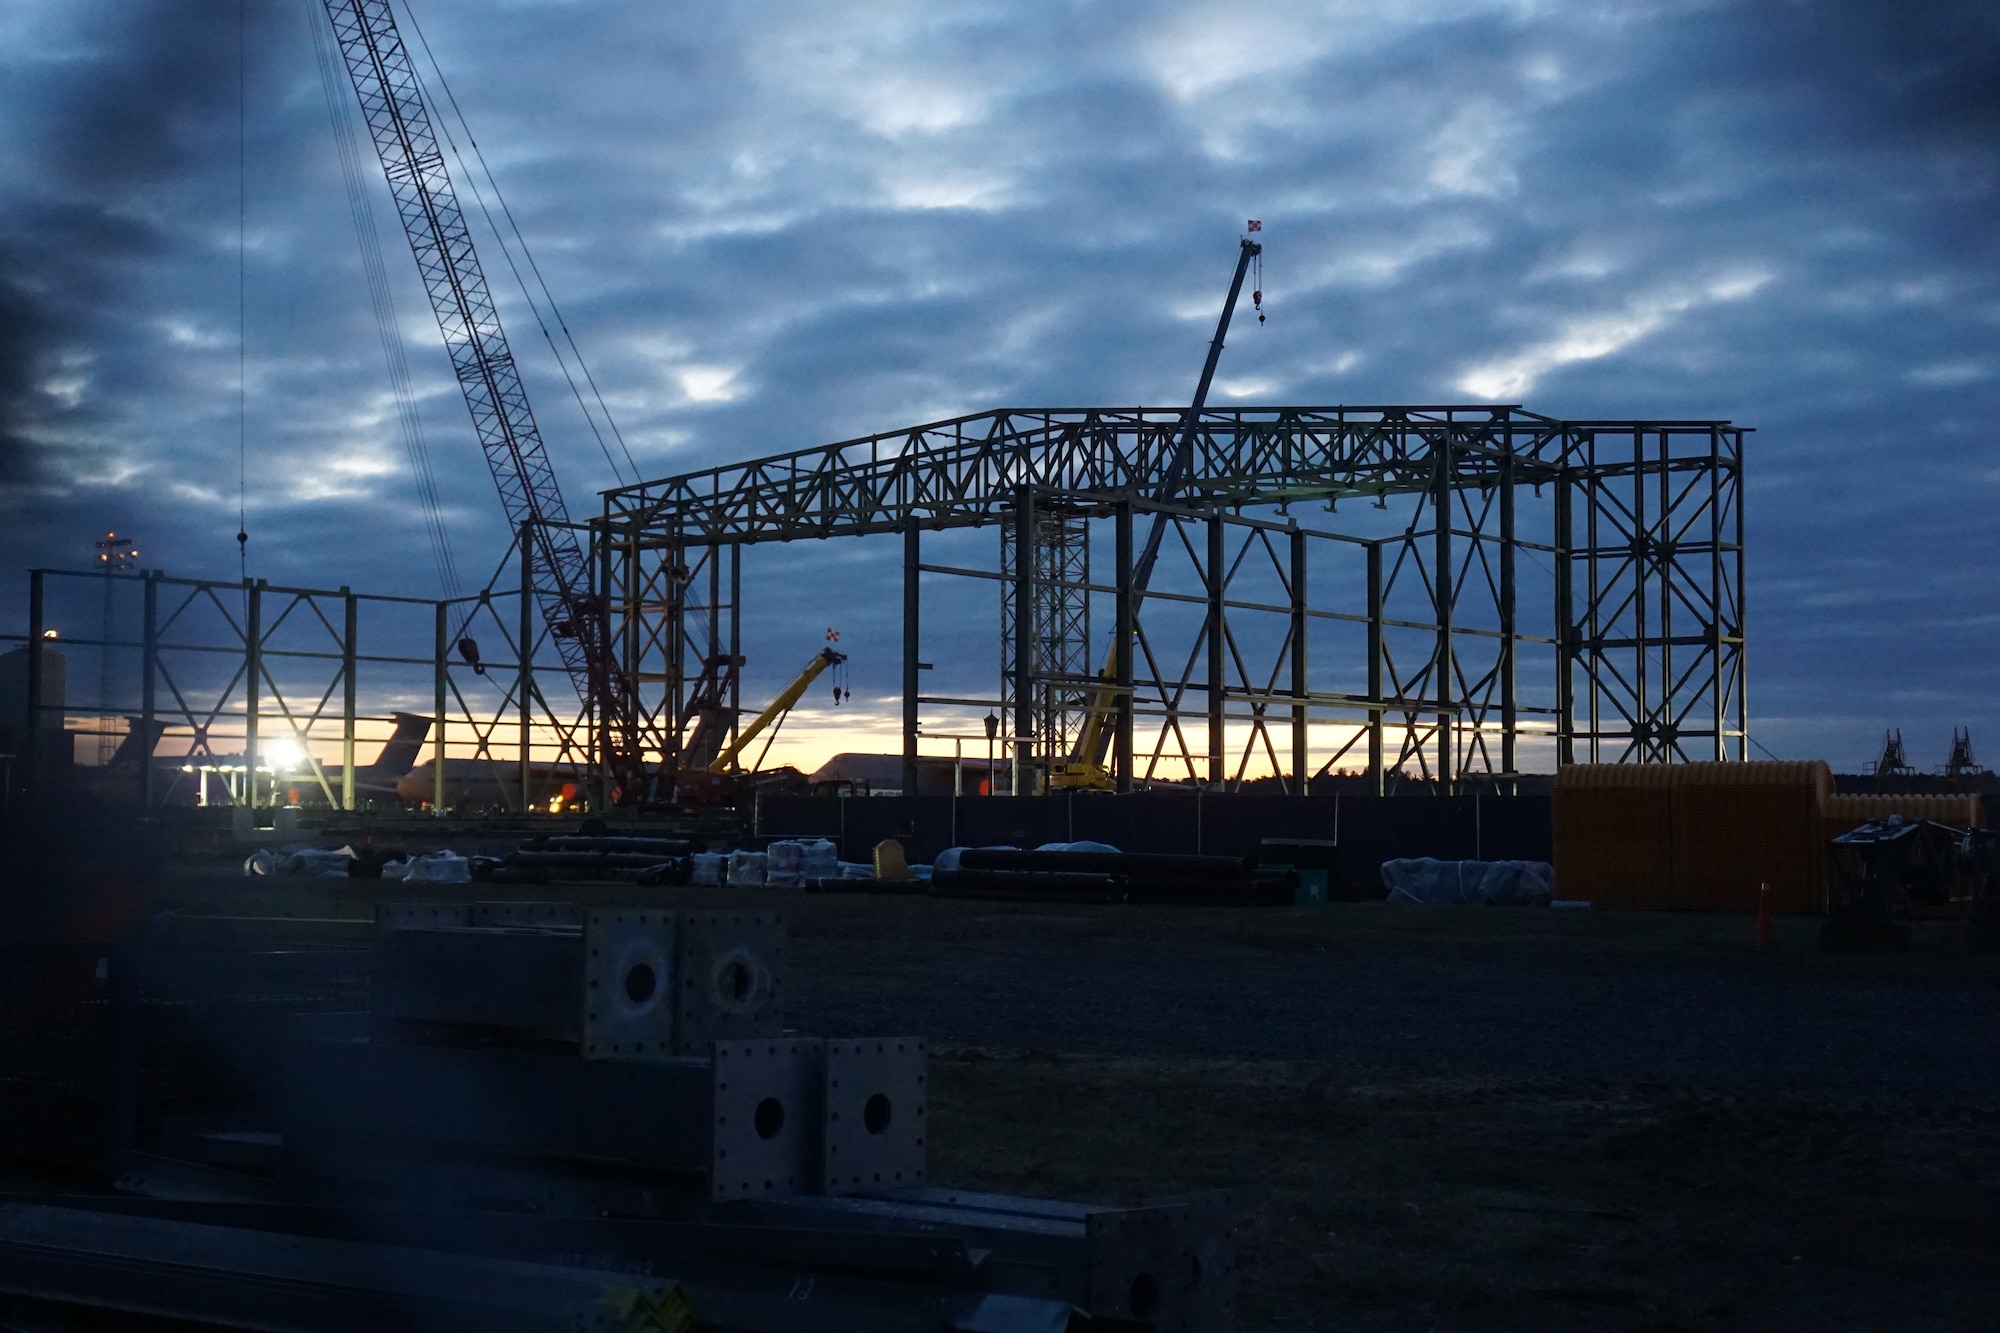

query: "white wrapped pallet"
xmin=800 ymin=839 xmax=840 ymax=883
xmin=690 ymin=852 xmax=727 ymax=886
xmin=726 ymin=849 xmax=767 ymax=888
xmin=764 ymin=840 xmax=804 ymax=889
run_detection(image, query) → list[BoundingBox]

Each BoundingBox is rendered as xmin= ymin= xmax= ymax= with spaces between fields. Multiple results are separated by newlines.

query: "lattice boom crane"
xmin=322 ymin=0 xmax=642 ymax=795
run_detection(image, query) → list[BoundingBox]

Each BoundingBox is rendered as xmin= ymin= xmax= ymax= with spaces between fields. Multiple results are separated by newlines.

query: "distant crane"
xmin=320 ymin=0 xmax=642 ymax=797
xmin=1049 ymin=236 xmax=1263 ymax=790
xmin=1872 ymin=729 xmax=1916 ymax=779
xmin=1944 ymin=727 xmax=1990 ymax=779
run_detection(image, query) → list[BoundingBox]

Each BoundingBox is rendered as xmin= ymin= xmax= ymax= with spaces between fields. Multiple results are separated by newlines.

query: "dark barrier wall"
xmin=755 ymin=792 xmax=1552 ymax=895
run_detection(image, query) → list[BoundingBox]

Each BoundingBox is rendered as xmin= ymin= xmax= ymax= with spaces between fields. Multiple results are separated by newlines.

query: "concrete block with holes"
xmin=371 ymin=905 xmax=783 ymax=1060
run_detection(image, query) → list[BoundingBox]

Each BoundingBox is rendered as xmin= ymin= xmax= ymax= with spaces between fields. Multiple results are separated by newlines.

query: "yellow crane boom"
xmin=707 ymin=647 xmax=847 ymax=774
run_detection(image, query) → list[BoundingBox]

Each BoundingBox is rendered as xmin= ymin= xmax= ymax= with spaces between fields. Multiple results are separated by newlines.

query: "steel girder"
xmin=597 ymin=407 xmax=1746 ymax=785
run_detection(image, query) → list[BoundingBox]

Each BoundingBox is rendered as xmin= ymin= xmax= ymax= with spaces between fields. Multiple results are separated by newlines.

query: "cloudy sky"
xmin=1 ymin=0 xmax=1995 ymax=775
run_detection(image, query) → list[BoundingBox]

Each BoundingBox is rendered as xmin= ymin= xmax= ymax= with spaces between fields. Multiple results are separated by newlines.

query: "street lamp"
xmin=983 ymin=712 xmax=999 ymax=797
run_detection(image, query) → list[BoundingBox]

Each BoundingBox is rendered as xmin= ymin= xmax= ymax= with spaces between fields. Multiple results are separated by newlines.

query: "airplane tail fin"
xmin=107 ymin=717 xmax=168 ymax=768
xmin=369 ymin=712 xmax=433 ymax=774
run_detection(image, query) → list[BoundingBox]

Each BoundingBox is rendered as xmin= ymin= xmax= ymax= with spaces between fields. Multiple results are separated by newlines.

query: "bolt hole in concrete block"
xmin=582 ymin=910 xmax=676 ymax=1059
xmin=821 ymin=1039 xmax=927 ymax=1193
xmin=1128 ymin=1273 xmax=1160 ymax=1320
xmin=709 ymin=1039 xmax=820 ymax=1199
xmin=716 ymin=958 xmax=753 ymax=1004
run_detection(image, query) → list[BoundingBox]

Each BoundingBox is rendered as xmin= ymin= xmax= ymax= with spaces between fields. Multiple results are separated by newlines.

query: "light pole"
xmin=983 ymin=712 xmax=999 ymax=797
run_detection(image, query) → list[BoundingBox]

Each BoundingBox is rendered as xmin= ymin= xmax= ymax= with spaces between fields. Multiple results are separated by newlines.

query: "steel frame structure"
xmin=12 ymin=528 xmax=592 ymax=812
xmin=596 ymin=404 xmax=1747 ymax=793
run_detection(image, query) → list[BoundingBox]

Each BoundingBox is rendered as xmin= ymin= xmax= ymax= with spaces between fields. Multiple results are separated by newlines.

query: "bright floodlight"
xmin=263 ymin=739 xmax=305 ymax=772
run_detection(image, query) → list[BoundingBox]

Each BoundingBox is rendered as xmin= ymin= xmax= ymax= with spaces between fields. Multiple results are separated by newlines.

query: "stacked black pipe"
xmin=936 ymin=849 xmax=1295 ymax=905
xmin=472 ymin=833 xmax=703 ymax=886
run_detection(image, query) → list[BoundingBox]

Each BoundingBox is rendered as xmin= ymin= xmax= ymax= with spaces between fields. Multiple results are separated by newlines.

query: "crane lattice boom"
xmin=322 ymin=0 xmax=640 ymax=791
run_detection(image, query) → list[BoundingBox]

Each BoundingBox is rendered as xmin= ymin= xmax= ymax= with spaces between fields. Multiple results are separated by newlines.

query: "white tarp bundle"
xmin=403 ymin=851 xmax=471 ymax=885
xmin=1381 ymin=858 xmax=1553 ymax=906
xmin=243 ymin=846 xmax=357 ymax=878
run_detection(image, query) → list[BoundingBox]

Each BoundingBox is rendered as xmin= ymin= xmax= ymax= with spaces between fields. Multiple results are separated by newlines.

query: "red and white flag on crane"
xmin=1246 ymin=219 xmax=1262 ymax=232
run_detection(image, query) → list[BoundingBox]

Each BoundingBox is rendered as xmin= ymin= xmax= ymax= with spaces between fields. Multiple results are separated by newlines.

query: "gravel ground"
xmin=775 ymin=896 xmax=2000 ymax=1104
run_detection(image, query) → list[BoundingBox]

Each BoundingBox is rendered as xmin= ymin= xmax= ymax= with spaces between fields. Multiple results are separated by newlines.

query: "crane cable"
xmin=398 ymin=0 xmax=641 ymax=490
xmin=236 ymin=0 xmax=248 ymax=582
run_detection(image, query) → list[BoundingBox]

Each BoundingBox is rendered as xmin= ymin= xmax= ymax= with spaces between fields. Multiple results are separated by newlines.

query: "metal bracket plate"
xmin=674 ymin=912 xmax=784 ymax=1053
xmin=582 ymin=910 xmax=677 ymax=1060
xmin=822 ymin=1038 xmax=927 ymax=1195
xmin=710 ymin=1038 xmax=822 ymax=1200
xmin=1085 ymin=1194 xmax=1236 ymax=1332
xmin=374 ymin=903 xmax=471 ymax=933
xmin=473 ymin=901 xmax=582 ymax=929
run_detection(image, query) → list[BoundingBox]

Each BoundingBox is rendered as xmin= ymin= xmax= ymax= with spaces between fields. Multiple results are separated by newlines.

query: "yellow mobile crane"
xmin=674 ymin=646 xmax=848 ymax=804
xmin=1050 ymin=236 xmax=1263 ymax=789
xmin=709 ymin=647 xmax=848 ymax=774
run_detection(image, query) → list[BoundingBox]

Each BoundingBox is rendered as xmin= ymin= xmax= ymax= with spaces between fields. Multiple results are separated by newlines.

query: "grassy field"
xmin=932 ymin=1053 xmax=2000 ymax=1331
xmin=156 ymin=870 xmax=2000 ymax=1330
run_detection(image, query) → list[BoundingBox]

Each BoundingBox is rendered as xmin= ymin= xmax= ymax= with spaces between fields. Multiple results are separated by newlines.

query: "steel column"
xmin=25 ymin=569 xmax=43 ymax=800
xmin=140 ymin=573 xmax=158 ymax=809
xmin=341 ymin=589 xmax=358 ymax=812
xmin=1432 ymin=439 xmax=1453 ymax=792
xmin=1498 ymin=454 xmax=1517 ymax=782
xmin=432 ymin=600 xmax=448 ymax=814
xmin=520 ymin=522 xmax=534 ymax=812
xmin=1011 ymin=486 xmax=1033 ymax=795
xmin=1289 ymin=522 xmax=1307 ymax=792
xmin=1710 ymin=428 xmax=1725 ymax=761
xmin=903 ymin=518 xmax=920 ymax=798
xmin=1555 ymin=467 xmax=1574 ymax=766
xmin=728 ymin=544 xmax=741 ymax=755
xmin=1366 ymin=542 xmax=1383 ymax=795
xmin=1206 ymin=510 xmax=1225 ymax=788
xmin=244 ymin=581 xmax=262 ymax=809
xmin=1114 ymin=501 xmax=1134 ymax=794
xmin=1734 ymin=437 xmax=1748 ymax=759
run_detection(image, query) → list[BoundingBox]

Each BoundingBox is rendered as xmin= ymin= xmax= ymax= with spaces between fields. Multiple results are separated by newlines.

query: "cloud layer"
xmin=1 ymin=0 xmax=1995 ymax=772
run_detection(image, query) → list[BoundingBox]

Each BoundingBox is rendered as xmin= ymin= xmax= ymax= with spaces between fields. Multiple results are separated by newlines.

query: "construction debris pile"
xmin=0 ymin=902 xmax=1236 ymax=1331
xmin=1827 ymin=817 xmax=1998 ymax=951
